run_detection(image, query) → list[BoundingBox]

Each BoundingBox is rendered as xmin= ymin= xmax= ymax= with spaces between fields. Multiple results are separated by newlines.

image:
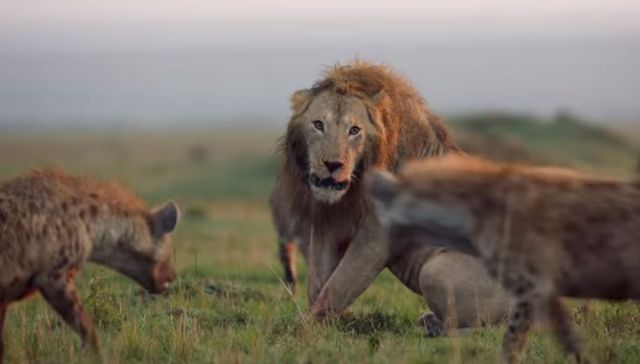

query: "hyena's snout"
xmin=151 ymin=259 xmax=176 ymax=294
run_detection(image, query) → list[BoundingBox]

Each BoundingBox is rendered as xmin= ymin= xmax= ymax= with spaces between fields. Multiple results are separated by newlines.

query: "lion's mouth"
xmin=309 ymin=174 xmax=349 ymax=191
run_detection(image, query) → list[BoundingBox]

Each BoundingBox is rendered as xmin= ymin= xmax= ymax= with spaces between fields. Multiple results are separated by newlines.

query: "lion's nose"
xmin=324 ymin=160 xmax=344 ymax=173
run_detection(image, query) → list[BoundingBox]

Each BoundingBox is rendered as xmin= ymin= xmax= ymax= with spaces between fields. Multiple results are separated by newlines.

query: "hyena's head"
xmin=367 ymin=167 xmax=478 ymax=256
xmin=91 ymin=201 xmax=180 ymax=294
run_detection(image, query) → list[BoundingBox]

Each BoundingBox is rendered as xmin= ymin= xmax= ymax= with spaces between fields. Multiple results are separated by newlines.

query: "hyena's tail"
xmin=278 ymin=237 xmax=298 ymax=294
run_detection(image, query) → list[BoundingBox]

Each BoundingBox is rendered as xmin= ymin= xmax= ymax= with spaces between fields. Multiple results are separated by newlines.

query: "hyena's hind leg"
xmin=279 ymin=238 xmax=298 ymax=294
xmin=548 ymin=297 xmax=588 ymax=363
xmin=36 ymin=268 xmax=98 ymax=351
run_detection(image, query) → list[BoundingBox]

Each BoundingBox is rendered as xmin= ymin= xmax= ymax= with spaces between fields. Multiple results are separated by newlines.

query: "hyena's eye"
xmin=312 ymin=120 xmax=325 ymax=132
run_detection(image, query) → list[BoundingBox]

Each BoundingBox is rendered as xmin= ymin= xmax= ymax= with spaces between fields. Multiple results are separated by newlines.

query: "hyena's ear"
xmin=151 ymin=200 xmax=180 ymax=237
xmin=368 ymin=170 xmax=402 ymax=226
xmin=368 ymin=170 xmax=400 ymax=206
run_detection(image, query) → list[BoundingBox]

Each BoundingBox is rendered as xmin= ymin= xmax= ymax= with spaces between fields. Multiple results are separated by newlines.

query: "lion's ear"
xmin=290 ymin=89 xmax=313 ymax=115
xmin=371 ymin=89 xmax=388 ymax=105
xmin=365 ymin=89 xmax=390 ymax=129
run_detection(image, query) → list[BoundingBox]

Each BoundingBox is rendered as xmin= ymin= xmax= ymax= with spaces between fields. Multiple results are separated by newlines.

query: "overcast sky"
xmin=1 ymin=1 xmax=639 ymax=127
xmin=4 ymin=1 xmax=639 ymax=27
xmin=3 ymin=0 xmax=640 ymax=47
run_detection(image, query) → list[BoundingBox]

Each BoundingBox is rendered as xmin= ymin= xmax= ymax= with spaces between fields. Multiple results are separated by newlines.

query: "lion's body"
xmin=270 ymin=61 xmax=508 ymax=333
xmin=388 ymin=242 xmax=509 ymax=334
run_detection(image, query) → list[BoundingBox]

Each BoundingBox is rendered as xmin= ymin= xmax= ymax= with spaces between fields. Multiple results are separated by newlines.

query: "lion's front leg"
xmin=307 ymin=226 xmax=343 ymax=306
xmin=309 ymin=216 xmax=389 ymax=319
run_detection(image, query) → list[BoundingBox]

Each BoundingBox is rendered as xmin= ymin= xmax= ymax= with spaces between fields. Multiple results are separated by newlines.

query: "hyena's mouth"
xmin=309 ymin=174 xmax=349 ymax=191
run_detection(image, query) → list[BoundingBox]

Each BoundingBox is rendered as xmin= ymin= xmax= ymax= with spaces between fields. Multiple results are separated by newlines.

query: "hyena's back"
xmin=530 ymin=179 xmax=640 ymax=299
xmin=0 ymin=180 xmax=88 ymax=304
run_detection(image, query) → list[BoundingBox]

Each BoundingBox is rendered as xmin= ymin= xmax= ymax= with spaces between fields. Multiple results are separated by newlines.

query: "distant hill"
xmin=449 ymin=112 xmax=639 ymax=177
xmin=610 ymin=122 xmax=640 ymax=144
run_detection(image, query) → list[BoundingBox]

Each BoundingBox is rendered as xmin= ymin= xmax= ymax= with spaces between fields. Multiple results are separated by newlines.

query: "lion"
xmin=270 ymin=61 xmax=510 ymax=334
xmin=269 ymin=181 xmax=309 ymax=294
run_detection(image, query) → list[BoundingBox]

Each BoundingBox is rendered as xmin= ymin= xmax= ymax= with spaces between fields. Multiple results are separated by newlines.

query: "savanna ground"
xmin=1 ymin=115 xmax=639 ymax=363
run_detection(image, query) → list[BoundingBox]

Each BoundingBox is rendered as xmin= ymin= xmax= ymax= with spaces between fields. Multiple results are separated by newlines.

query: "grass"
xmin=1 ymin=119 xmax=639 ymax=363
xmin=451 ymin=113 xmax=639 ymax=176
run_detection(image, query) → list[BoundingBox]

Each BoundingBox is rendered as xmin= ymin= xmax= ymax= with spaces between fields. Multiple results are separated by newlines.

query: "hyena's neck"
xmin=76 ymin=205 xmax=136 ymax=265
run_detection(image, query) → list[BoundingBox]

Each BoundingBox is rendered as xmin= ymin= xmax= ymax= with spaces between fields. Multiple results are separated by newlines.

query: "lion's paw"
xmin=418 ymin=313 xmax=444 ymax=338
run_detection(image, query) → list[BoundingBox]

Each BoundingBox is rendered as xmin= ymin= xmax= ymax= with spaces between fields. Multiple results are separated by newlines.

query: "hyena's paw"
xmin=418 ymin=313 xmax=444 ymax=338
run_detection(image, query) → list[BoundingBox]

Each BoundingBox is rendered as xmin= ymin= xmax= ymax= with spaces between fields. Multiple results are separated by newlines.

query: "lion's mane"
xmin=275 ymin=61 xmax=460 ymax=238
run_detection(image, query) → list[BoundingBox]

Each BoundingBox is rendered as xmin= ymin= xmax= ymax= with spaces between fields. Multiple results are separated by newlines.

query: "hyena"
xmin=270 ymin=174 xmax=509 ymax=336
xmin=0 ymin=169 xmax=179 ymax=361
xmin=369 ymin=155 xmax=640 ymax=363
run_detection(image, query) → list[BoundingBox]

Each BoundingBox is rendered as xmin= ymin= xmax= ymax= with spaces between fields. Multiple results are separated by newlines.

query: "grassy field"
xmin=1 ymin=118 xmax=639 ymax=363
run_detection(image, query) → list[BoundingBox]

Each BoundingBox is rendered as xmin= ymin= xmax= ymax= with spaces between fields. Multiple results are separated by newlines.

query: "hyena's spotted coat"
xmin=0 ymin=169 xmax=179 ymax=361
xmin=369 ymin=155 xmax=640 ymax=363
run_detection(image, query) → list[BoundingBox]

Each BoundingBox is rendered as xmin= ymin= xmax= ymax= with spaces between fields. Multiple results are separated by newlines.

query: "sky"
xmin=1 ymin=1 xmax=639 ymax=128
xmin=3 ymin=0 xmax=640 ymax=46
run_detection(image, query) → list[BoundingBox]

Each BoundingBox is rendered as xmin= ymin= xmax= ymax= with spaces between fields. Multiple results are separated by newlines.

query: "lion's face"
xmin=295 ymin=90 xmax=378 ymax=204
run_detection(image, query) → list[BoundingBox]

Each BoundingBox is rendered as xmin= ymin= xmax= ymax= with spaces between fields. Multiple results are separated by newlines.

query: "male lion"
xmin=270 ymin=61 xmax=509 ymax=334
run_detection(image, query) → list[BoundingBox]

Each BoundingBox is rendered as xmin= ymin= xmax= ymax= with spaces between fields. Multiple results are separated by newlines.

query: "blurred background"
xmin=2 ymin=0 xmax=640 ymax=128
xmin=2 ymin=2 xmax=640 ymax=362
xmin=1 ymin=0 xmax=639 ymax=259
xmin=1 ymin=0 xmax=639 ymax=234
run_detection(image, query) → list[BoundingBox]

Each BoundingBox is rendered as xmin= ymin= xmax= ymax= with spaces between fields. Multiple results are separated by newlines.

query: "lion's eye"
xmin=348 ymin=126 xmax=361 ymax=136
xmin=312 ymin=120 xmax=324 ymax=132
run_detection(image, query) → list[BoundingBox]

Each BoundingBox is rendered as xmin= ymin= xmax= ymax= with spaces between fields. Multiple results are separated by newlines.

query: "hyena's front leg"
xmin=502 ymin=298 xmax=534 ymax=364
xmin=0 ymin=304 xmax=6 ymax=363
xmin=37 ymin=268 xmax=98 ymax=351
xmin=501 ymin=272 xmax=556 ymax=364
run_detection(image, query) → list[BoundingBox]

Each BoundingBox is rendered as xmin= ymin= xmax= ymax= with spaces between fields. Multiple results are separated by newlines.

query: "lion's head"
xmin=286 ymin=88 xmax=387 ymax=204
xmin=278 ymin=61 xmax=459 ymax=213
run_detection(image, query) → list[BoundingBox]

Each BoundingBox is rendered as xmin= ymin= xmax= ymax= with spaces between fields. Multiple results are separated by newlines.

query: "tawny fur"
xmin=371 ymin=155 xmax=640 ymax=363
xmin=274 ymin=61 xmax=458 ymax=244
xmin=0 ymin=169 xmax=179 ymax=361
xmin=271 ymin=61 xmax=508 ymax=333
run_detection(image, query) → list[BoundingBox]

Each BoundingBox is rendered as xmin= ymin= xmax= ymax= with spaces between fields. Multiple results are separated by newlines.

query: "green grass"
xmin=1 ymin=120 xmax=639 ymax=363
xmin=451 ymin=113 xmax=640 ymax=176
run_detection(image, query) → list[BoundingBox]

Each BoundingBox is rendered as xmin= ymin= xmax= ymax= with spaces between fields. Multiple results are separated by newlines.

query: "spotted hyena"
xmin=0 ymin=169 xmax=179 ymax=361
xmin=369 ymin=155 xmax=640 ymax=363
